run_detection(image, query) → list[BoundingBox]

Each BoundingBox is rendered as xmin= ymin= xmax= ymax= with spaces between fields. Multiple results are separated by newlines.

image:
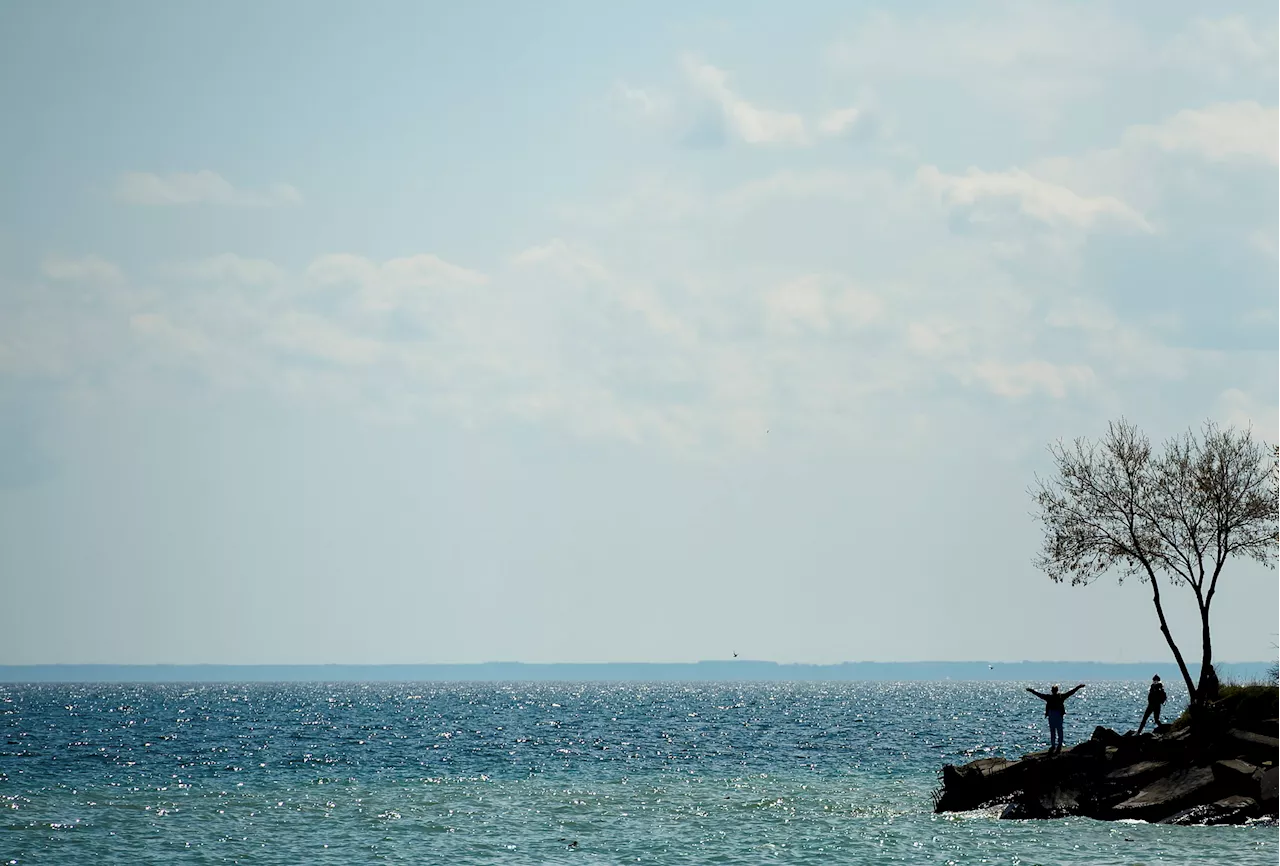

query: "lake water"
xmin=2 ymin=681 xmax=1275 ymax=864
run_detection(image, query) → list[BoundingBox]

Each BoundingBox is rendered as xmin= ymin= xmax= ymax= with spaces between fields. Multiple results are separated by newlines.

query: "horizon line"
xmin=6 ymin=660 xmax=1268 ymax=684
xmin=2 ymin=659 xmax=1269 ymax=668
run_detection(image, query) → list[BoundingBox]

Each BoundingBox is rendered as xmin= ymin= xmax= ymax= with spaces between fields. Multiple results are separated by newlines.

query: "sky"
xmin=0 ymin=0 xmax=1276 ymax=666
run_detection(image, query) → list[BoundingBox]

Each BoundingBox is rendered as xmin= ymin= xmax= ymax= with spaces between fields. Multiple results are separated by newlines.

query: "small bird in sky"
xmin=733 ymin=653 xmax=739 ymax=659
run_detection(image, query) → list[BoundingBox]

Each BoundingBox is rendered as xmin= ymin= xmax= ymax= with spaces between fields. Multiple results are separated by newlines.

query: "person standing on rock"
xmin=1137 ymin=675 xmax=1167 ymax=733
xmin=1025 ymin=683 xmax=1086 ymax=754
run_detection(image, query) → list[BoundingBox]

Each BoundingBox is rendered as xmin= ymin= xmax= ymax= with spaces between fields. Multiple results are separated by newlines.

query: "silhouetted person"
xmin=1199 ymin=664 xmax=1220 ymax=702
xmin=1026 ymin=683 xmax=1086 ymax=753
xmin=1137 ymin=675 xmax=1167 ymax=733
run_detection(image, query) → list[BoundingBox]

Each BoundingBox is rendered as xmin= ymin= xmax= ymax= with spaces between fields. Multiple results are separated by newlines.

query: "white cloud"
xmin=616 ymin=58 xmax=881 ymax=151
xmin=682 ymin=57 xmax=809 ymax=146
xmin=166 ymin=254 xmax=286 ymax=286
xmin=916 ymin=165 xmax=1151 ymax=231
xmin=718 ymin=169 xmax=894 ymax=214
xmin=3 ymin=192 xmax=1262 ymax=455
xmin=1044 ymin=297 xmax=1117 ymax=331
xmin=969 ymin=359 xmax=1096 ymax=399
xmin=379 ymin=254 xmax=488 ymax=289
xmin=511 ymin=238 xmax=609 ymax=280
xmin=61 ymin=244 xmax=998 ymax=444
xmin=1216 ymin=387 xmax=1279 ymax=443
xmin=0 ymin=2 xmax=1274 ymax=489
xmin=829 ymin=5 xmax=1137 ymax=76
xmin=307 ymin=252 xmax=487 ymax=318
xmin=12 ymin=60 xmax=1276 ymax=456
xmin=41 ymin=255 xmax=123 ymax=284
xmin=610 ymin=82 xmax=671 ymax=126
xmin=1240 ymin=307 xmax=1276 ymax=331
xmin=763 ymin=274 xmax=883 ymax=335
xmin=552 ymin=175 xmax=703 ymax=228
xmin=129 ymin=312 xmax=214 ymax=357
xmin=825 ymin=4 xmax=1144 ymax=129
xmin=1161 ymin=16 xmax=1279 ymax=84
xmin=905 ymin=320 xmax=968 ymax=359
xmin=305 ymin=253 xmax=380 ymax=287
xmin=1121 ymin=102 xmax=1278 ymax=166
xmin=817 ymin=107 xmax=861 ymax=137
xmin=114 ymin=171 xmax=302 ymax=207
xmin=311 ymin=253 xmax=488 ymax=296
xmin=1246 ymin=229 xmax=1278 ymax=258
xmin=265 ymin=311 xmax=386 ymax=368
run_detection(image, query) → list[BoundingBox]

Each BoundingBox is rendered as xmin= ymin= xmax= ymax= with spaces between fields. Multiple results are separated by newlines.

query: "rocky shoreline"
xmin=935 ymin=712 xmax=1278 ymax=825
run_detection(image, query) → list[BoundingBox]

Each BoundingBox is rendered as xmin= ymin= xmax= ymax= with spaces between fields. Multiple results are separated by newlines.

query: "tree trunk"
xmin=1197 ymin=601 xmax=1218 ymax=701
xmin=1148 ymin=572 xmax=1198 ymax=705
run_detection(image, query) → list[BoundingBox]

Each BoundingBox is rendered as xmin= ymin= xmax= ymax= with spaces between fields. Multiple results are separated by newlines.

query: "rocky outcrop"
xmin=1227 ymin=728 xmax=1280 ymax=764
xmin=935 ymin=718 xmax=1279 ymax=825
xmin=1259 ymin=766 xmax=1278 ymax=812
xmin=1214 ymin=758 xmax=1263 ymax=797
xmin=1240 ymin=717 xmax=1279 ymax=738
xmin=1110 ymin=766 xmax=1218 ymax=820
xmin=1163 ymin=795 xmax=1260 ymax=826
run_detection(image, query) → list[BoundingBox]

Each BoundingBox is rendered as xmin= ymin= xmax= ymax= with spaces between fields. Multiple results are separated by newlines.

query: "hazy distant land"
xmin=0 ymin=660 xmax=1270 ymax=683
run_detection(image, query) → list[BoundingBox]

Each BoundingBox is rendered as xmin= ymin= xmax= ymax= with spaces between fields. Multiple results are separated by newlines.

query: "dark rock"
xmin=1226 ymin=729 xmax=1279 ymax=764
xmin=1105 ymin=760 xmax=1170 ymax=786
xmin=1161 ymin=795 xmax=1259 ymax=826
xmin=1001 ymin=784 xmax=1082 ymax=820
xmin=999 ymin=800 xmax=1032 ymax=820
xmin=1020 ymin=750 xmax=1056 ymax=762
xmin=935 ymin=686 xmax=1279 ymax=823
xmin=939 ymin=745 xmax=1108 ymax=816
xmin=1155 ymin=726 xmax=1191 ymax=742
xmin=1091 ymin=726 xmax=1125 ymax=747
xmin=1045 ymin=746 xmax=1105 ymax=776
xmin=1109 ymin=766 xmax=1218 ymax=821
xmin=941 ymin=757 xmax=1013 ymax=790
xmin=1212 ymin=759 xmax=1261 ymax=798
xmin=1259 ymin=766 xmax=1278 ymax=814
xmin=1037 ymin=784 xmax=1082 ymax=818
xmin=936 ymin=757 xmax=1026 ymax=812
xmin=1111 ymin=733 xmax=1159 ymax=766
xmin=1065 ymin=738 xmax=1106 ymax=760
xmin=1080 ymin=762 xmax=1172 ymax=818
xmin=1240 ymin=718 xmax=1278 ymax=738
xmin=1142 ymin=727 xmax=1198 ymax=762
xmin=996 ymin=748 xmax=1112 ymax=821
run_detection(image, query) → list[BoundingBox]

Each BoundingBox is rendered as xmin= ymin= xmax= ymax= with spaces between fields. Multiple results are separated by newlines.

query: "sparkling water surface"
xmin=2 ymin=681 xmax=1275 ymax=864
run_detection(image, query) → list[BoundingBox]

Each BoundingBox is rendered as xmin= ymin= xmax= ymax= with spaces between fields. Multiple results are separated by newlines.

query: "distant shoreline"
xmin=0 ymin=660 xmax=1271 ymax=684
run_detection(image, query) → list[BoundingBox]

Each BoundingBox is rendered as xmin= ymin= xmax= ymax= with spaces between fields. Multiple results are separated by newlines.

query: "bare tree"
xmin=1032 ymin=419 xmax=1278 ymax=709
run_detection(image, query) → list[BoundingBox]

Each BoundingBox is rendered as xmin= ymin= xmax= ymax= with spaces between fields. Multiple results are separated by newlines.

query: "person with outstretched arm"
xmin=1026 ymin=683 xmax=1086 ymax=754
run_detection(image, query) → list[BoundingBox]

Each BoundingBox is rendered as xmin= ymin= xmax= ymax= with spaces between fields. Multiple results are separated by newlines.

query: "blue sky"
xmin=0 ymin=1 xmax=1276 ymax=665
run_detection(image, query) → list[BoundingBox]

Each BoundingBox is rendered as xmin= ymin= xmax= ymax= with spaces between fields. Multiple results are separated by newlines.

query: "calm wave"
xmin=2 ymin=682 xmax=1275 ymax=864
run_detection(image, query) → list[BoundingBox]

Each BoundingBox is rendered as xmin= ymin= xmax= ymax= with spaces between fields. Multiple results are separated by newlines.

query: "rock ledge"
xmin=935 ymin=721 xmax=1278 ymax=825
